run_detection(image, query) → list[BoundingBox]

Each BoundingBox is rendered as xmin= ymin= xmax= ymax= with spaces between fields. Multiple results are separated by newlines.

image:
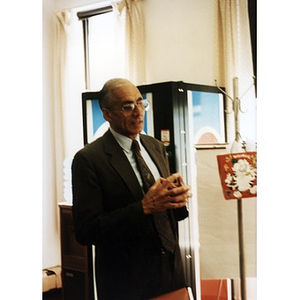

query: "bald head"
xmin=98 ymin=78 xmax=134 ymax=110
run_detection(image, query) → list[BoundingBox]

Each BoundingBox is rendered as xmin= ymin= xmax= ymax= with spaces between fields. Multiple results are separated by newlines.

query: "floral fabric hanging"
xmin=217 ymin=152 xmax=257 ymax=200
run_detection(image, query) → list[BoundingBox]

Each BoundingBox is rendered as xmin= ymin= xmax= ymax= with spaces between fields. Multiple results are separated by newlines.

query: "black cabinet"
xmin=59 ymin=203 xmax=94 ymax=300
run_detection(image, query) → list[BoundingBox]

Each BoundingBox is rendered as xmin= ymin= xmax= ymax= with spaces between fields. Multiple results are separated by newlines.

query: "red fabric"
xmin=217 ymin=152 xmax=257 ymax=200
xmin=201 ymin=279 xmax=229 ymax=300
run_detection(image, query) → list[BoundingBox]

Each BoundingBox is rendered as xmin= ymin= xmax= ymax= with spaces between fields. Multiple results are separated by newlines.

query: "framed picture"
xmin=187 ymin=87 xmax=227 ymax=148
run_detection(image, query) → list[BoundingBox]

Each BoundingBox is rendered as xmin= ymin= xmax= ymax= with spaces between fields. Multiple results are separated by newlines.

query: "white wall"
xmin=144 ymin=0 xmax=220 ymax=85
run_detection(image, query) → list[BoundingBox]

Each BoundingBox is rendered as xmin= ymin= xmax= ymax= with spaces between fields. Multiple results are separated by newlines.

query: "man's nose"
xmin=133 ymin=104 xmax=144 ymax=115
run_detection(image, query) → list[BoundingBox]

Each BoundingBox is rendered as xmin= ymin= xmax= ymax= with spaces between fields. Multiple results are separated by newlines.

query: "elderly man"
xmin=72 ymin=78 xmax=190 ymax=299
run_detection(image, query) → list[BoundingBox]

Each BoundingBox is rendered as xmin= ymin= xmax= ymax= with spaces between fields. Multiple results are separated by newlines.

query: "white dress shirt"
xmin=110 ymin=128 xmax=161 ymax=190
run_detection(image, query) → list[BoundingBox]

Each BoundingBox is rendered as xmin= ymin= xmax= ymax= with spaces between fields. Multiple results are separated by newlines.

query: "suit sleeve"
xmin=72 ymin=150 xmax=153 ymax=246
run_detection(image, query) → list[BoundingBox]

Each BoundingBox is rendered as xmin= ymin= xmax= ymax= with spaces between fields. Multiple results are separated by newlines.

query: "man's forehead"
xmin=111 ymin=85 xmax=142 ymax=101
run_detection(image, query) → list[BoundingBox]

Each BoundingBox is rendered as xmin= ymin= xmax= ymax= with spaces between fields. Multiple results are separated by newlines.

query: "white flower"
xmin=250 ymin=185 xmax=257 ymax=194
xmin=233 ymin=159 xmax=248 ymax=172
xmin=232 ymin=159 xmax=256 ymax=191
xmin=233 ymin=191 xmax=242 ymax=199
xmin=225 ymin=173 xmax=233 ymax=185
xmin=233 ymin=159 xmax=256 ymax=178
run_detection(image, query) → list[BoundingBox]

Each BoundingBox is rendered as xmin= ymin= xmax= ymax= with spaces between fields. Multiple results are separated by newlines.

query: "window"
xmin=77 ymin=3 xmax=126 ymax=90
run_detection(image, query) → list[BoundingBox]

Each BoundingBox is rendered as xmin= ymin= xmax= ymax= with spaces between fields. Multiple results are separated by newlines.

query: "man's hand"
xmin=142 ymin=173 xmax=191 ymax=215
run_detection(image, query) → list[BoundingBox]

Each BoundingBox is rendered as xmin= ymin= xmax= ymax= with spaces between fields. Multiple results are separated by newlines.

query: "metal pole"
xmin=233 ymin=77 xmax=247 ymax=300
xmin=237 ymin=200 xmax=247 ymax=300
xmin=233 ymin=77 xmax=240 ymax=142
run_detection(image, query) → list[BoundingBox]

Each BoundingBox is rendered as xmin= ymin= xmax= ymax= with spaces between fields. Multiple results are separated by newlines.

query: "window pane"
xmin=88 ymin=12 xmax=125 ymax=90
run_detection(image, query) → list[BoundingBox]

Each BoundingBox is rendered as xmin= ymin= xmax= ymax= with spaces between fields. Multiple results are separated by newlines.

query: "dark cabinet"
xmin=59 ymin=203 xmax=94 ymax=300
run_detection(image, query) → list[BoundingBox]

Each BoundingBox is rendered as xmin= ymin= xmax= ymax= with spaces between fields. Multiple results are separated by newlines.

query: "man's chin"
xmin=131 ymin=124 xmax=144 ymax=133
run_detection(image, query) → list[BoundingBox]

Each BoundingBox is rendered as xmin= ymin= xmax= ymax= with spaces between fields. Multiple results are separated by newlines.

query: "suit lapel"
xmin=102 ymin=131 xmax=144 ymax=202
xmin=140 ymin=135 xmax=169 ymax=178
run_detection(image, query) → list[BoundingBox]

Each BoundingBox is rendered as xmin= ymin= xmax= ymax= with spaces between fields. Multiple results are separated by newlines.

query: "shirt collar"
xmin=109 ymin=128 xmax=140 ymax=153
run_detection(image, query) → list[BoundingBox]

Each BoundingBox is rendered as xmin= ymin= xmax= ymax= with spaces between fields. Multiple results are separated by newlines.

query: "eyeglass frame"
xmin=104 ymin=99 xmax=150 ymax=113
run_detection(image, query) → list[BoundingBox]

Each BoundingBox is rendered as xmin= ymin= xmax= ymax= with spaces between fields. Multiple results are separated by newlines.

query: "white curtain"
xmin=118 ymin=0 xmax=146 ymax=85
xmin=54 ymin=10 xmax=70 ymax=203
xmin=218 ymin=0 xmax=256 ymax=145
xmin=54 ymin=10 xmax=85 ymax=202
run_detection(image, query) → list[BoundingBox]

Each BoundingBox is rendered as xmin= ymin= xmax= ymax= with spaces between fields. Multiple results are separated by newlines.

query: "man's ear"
xmin=102 ymin=108 xmax=112 ymax=122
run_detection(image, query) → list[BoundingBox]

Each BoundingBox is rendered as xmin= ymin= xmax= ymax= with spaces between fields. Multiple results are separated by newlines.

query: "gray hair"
xmin=98 ymin=78 xmax=133 ymax=110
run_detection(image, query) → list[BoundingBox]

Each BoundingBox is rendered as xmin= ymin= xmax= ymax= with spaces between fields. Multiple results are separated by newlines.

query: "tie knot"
xmin=131 ymin=139 xmax=141 ymax=152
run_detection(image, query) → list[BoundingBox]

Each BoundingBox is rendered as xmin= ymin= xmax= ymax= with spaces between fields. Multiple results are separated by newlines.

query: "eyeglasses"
xmin=108 ymin=99 xmax=150 ymax=113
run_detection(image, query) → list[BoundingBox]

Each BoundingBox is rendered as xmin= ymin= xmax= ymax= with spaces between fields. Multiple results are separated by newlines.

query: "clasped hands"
xmin=142 ymin=173 xmax=192 ymax=215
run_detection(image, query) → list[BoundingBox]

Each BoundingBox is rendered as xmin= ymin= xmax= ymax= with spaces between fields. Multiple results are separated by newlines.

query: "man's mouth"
xmin=131 ymin=118 xmax=143 ymax=125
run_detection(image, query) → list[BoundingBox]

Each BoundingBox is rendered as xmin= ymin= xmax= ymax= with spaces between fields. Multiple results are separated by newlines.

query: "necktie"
xmin=131 ymin=139 xmax=176 ymax=253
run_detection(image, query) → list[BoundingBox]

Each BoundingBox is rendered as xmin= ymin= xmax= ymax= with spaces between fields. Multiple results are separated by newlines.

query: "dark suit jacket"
xmin=72 ymin=130 xmax=188 ymax=299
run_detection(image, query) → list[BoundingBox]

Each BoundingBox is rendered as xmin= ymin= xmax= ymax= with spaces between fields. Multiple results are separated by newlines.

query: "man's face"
xmin=103 ymin=83 xmax=145 ymax=139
